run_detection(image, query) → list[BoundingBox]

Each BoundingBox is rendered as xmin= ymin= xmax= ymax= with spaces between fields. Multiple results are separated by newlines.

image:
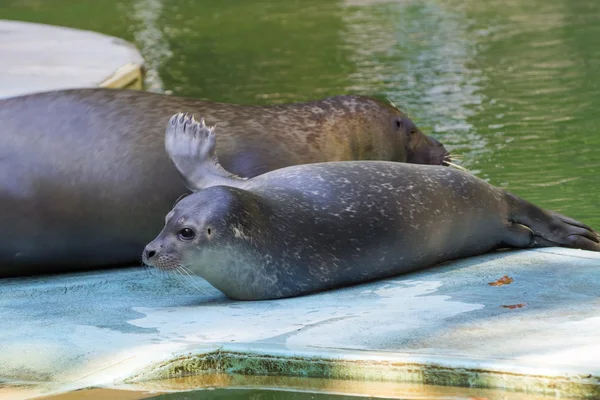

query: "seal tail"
xmin=505 ymin=192 xmax=600 ymax=252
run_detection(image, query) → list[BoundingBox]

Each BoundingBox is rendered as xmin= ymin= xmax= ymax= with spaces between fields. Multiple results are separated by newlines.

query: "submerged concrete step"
xmin=0 ymin=20 xmax=144 ymax=99
xmin=0 ymin=248 xmax=599 ymax=399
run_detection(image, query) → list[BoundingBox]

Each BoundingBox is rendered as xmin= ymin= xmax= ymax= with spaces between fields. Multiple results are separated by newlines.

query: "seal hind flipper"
xmin=506 ymin=193 xmax=600 ymax=251
xmin=165 ymin=113 xmax=246 ymax=191
xmin=532 ymin=211 xmax=600 ymax=250
xmin=548 ymin=211 xmax=598 ymax=232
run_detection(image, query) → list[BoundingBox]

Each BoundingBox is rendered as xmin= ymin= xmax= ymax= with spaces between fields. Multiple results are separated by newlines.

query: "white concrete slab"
xmin=1 ymin=248 xmax=599 ymax=399
xmin=0 ymin=20 xmax=144 ymax=99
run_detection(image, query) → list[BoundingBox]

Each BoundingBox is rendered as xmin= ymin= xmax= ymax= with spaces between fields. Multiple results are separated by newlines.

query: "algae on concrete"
xmin=127 ymin=348 xmax=600 ymax=399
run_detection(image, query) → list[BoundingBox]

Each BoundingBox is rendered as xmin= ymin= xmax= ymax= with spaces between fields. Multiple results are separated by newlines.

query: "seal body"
xmin=143 ymin=115 xmax=600 ymax=300
xmin=0 ymin=89 xmax=448 ymax=277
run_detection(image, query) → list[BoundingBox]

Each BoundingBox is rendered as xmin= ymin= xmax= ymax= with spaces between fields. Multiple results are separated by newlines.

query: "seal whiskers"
xmin=444 ymin=160 xmax=469 ymax=173
xmin=176 ymin=264 xmax=211 ymax=295
xmin=441 ymin=151 xmax=469 ymax=172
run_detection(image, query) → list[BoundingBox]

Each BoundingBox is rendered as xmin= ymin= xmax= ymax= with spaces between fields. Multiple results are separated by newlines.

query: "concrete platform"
xmin=1 ymin=247 xmax=599 ymax=399
xmin=0 ymin=20 xmax=144 ymax=99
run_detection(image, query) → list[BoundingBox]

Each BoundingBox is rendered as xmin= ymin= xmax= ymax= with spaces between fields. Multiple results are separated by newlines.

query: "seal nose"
xmin=428 ymin=136 xmax=444 ymax=149
xmin=143 ymin=244 xmax=160 ymax=262
xmin=426 ymin=136 xmax=449 ymax=165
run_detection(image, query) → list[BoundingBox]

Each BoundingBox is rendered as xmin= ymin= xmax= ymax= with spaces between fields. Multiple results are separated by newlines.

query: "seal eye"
xmin=178 ymin=228 xmax=196 ymax=241
xmin=207 ymin=227 xmax=212 ymax=236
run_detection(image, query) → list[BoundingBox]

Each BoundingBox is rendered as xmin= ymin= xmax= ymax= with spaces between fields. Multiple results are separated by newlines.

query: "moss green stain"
xmin=128 ymin=350 xmax=600 ymax=398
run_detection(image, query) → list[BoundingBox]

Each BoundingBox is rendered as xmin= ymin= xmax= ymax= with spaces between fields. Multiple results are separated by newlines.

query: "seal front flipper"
xmin=505 ymin=193 xmax=600 ymax=251
xmin=165 ymin=113 xmax=246 ymax=191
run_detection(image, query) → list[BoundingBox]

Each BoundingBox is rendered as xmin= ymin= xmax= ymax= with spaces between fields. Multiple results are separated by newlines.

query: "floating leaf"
xmin=488 ymin=275 xmax=513 ymax=286
xmin=501 ymin=303 xmax=526 ymax=309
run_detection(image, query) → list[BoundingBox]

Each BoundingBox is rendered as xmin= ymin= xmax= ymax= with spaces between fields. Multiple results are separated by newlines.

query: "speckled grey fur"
xmin=144 ymin=115 xmax=600 ymax=300
xmin=0 ymin=88 xmax=448 ymax=277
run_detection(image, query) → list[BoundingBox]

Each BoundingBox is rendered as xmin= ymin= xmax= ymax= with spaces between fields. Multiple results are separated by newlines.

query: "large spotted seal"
xmin=0 ymin=88 xmax=449 ymax=278
xmin=143 ymin=113 xmax=600 ymax=300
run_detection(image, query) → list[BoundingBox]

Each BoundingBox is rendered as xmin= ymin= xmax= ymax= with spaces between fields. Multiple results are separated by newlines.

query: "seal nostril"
xmin=394 ymin=116 xmax=402 ymax=129
xmin=146 ymin=250 xmax=156 ymax=259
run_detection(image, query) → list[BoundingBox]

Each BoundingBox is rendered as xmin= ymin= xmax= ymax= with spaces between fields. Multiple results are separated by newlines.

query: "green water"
xmin=148 ymin=388 xmax=394 ymax=400
xmin=3 ymin=0 xmax=599 ymax=227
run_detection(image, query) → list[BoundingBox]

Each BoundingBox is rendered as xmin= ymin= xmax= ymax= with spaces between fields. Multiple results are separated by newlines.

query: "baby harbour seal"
xmin=143 ymin=114 xmax=600 ymax=300
xmin=0 ymin=88 xmax=449 ymax=277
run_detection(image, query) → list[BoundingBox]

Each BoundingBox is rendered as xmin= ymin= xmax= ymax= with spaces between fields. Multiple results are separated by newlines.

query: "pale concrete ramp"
xmin=1 ymin=248 xmax=599 ymax=399
xmin=0 ymin=20 xmax=144 ymax=99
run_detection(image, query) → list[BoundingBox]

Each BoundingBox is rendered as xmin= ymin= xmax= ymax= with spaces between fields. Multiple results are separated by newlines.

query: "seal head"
xmin=330 ymin=97 xmax=450 ymax=166
xmin=143 ymin=186 xmax=270 ymax=299
xmin=395 ymin=115 xmax=448 ymax=165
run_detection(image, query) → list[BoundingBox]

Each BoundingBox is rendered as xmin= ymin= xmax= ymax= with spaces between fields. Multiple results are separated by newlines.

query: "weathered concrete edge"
xmin=0 ymin=19 xmax=146 ymax=98
xmin=125 ymin=344 xmax=600 ymax=399
xmin=99 ymin=63 xmax=144 ymax=90
xmin=529 ymin=247 xmax=600 ymax=260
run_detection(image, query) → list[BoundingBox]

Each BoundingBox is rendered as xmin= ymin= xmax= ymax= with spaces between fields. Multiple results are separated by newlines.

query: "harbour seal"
xmin=0 ymin=88 xmax=449 ymax=277
xmin=142 ymin=114 xmax=600 ymax=300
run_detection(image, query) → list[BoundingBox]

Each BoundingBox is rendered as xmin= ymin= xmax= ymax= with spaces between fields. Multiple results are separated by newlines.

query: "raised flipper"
xmin=506 ymin=193 xmax=600 ymax=252
xmin=165 ymin=113 xmax=246 ymax=191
